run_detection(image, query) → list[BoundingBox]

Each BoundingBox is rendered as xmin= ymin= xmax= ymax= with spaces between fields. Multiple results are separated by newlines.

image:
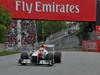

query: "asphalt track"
xmin=0 ymin=51 xmax=100 ymax=75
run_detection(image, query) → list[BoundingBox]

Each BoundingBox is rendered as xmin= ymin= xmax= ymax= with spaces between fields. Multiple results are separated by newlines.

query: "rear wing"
xmin=44 ymin=44 xmax=55 ymax=48
xmin=44 ymin=44 xmax=55 ymax=51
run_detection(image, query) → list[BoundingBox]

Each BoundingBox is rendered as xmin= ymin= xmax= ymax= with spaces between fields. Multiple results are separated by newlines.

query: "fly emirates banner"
xmin=0 ymin=0 xmax=96 ymax=21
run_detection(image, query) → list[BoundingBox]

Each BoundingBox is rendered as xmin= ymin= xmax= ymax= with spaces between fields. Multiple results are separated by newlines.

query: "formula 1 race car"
xmin=18 ymin=44 xmax=61 ymax=66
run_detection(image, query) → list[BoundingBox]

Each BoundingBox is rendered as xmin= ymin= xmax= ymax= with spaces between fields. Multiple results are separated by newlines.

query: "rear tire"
xmin=54 ymin=52 xmax=61 ymax=63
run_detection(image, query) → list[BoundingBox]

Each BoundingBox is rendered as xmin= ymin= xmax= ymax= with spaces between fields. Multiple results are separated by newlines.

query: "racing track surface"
xmin=0 ymin=51 xmax=100 ymax=75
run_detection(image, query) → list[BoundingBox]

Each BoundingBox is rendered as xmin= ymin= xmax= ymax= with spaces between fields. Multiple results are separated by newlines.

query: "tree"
xmin=36 ymin=20 xmax=67 ymax=41
xmin=0 ymin=6 xmax=12 ymax=43
xmin=0 ymin=24 xmax=7 ymax=43
xmin=76 ymin=22 xmax=95 ymax=44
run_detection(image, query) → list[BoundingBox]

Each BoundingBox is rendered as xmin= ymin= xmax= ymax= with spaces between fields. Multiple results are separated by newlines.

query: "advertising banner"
xmin=82 ymin=40 xmax=100 ymax=52
xmin=96 ymin=26 xmax=100 ymax=36
xmin=0 ymin=0 xmax=96 ymax=21
xmin=82 ymin=40 xmax=97 ymax=52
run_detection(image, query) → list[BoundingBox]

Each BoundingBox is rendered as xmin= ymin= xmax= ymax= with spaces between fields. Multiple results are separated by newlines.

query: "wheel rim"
xmin=49 ymin=60 xmax=53 ymax=66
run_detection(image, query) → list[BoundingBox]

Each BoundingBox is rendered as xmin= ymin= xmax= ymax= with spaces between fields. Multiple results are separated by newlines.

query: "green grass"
xmin=0 ymin=51 xmax=20 ymax=56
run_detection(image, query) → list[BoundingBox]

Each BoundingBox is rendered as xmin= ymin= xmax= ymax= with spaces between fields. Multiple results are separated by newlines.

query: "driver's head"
xmin=39 ymin=43 xmax=47 ymax=50
xmin=40 ymin=44 xmax=45 ymax=48
xmin=39 ymin=47 xmax=45 ymax=50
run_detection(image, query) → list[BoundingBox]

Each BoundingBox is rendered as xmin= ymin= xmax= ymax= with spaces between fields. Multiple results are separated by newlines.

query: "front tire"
xmin=48 ymin=60 xmax=54 ymax=66
xmin=19 ymin=52 xmax=29 ymax=65
xmin=20 ymin=52 xmax=29 ymax=59
xmin=48 ymin=53 xmax=54 ymax=66
xmin=21 ymin=63 xmax=27 ymax=65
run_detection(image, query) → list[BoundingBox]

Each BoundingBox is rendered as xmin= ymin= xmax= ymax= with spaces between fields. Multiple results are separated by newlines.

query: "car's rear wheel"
xmin=54 ymin=52 xmax=61 ymax=63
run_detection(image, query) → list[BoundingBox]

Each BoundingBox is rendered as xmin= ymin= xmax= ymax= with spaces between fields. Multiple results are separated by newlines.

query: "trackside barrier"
xmin=82 ymin=40 xmax=100 ymax=52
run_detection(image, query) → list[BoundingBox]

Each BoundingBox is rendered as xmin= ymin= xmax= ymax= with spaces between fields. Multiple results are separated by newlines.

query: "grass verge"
xmin=0 ymin=51 xmax=20 ymax=56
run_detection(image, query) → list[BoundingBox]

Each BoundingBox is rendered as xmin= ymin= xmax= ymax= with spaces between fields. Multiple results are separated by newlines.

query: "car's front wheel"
xmin=19 ymin=52 xmax=29 ymax=65
xmin=48 ymin=53 xmax=54 ymax=66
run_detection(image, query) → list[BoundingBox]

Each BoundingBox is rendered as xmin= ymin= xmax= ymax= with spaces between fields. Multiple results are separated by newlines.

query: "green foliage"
xmin=77 ymin=22 xmax=88 ymax=40
xmin=0 ymin=6 xmax=12 ymax=43
xmin=0 ymin=7 xmax=12 ymax=25
xmin=36 ymin=20 xmax=67 ymax=41
xmin=0 ymin=24 xmax=7 ymax=43
xmin=0 ymin=51 xmax=20 ymax=56
xmin=76 ymin=22 xmax=95 ymax=41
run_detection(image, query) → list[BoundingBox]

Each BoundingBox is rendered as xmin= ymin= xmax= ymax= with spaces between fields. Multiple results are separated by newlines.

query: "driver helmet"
xmin=39 ymin=47 xmax=45 ymax=50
